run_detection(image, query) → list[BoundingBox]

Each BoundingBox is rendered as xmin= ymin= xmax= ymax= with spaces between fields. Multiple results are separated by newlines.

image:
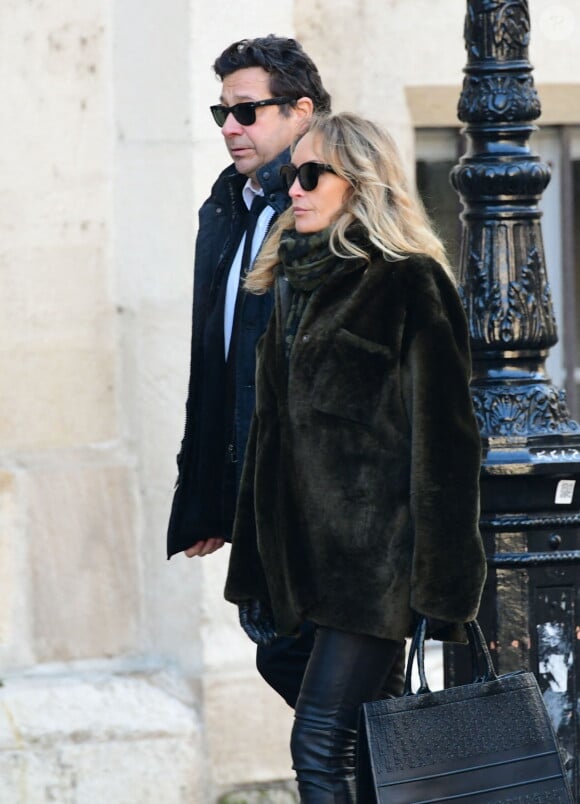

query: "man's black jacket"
xmin=167 ymin=150 xmax=291 ymax=558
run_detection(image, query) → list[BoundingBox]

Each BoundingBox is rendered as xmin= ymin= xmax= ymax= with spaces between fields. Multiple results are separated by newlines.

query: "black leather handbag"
xmin=357 ymin=618 xmax=573 ymax=803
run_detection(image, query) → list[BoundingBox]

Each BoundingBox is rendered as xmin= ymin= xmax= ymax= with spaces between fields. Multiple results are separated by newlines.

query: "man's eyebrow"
xmin=218 ymin=93 xmax=261 ymax=105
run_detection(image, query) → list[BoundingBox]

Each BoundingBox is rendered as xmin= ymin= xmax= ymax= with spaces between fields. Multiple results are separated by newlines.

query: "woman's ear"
xmin=342 ymin=185 xmax=355 ymax=205
xmin=293 ymin=96 xmax=315 ymax=133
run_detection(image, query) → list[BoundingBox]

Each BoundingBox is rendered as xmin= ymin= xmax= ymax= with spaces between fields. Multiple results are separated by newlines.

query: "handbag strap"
xmin=466 ymin=620 xmax=498 ymax=682
xmin=404 ymin=618 xmax=497 ymax=696
xmin=403 ymin=617 xmax=430 ymax=695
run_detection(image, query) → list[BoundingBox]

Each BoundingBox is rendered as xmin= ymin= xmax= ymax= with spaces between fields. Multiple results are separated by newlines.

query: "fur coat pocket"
xmin=310 ymin=328 xmax=395 ymax=428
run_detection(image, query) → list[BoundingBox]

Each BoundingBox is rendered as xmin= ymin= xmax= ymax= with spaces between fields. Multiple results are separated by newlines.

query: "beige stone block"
xmin=115 ymin=147 xmax=194 ymax=305
xmin=0 ymin=750 xmax=66 ymax=804
xmin=0 ymin=243 xmax=112 ymax=342
xmin=135 ymin=303 xmax=192 ymax=489
xmin=0 ymin=471 xmax=18 ymax=647
xmin=0 ymin=1 xmax=110 ymax=156
xmin=0 ymin=346 xmax=117 ymax=451
xmin=0 ymin=0 xmax=115 ymax=448
xmin=0 ymin=3 xmax=111 ymax=256
xmin=25 ymin=456 xmax=141 ymax=662
xmin=0 ymin=671 xmax=196 ymax=746
xmin=0 ymin=469 xmax=34 ymax=669
xmin=0 ymin=740 xmax=202 ymax=804
xmin=0 ymin=671 xmax=202 ymax=803
xmin=138 ymin=500 xmax=206 ymax=677
xmin=114 ymin=0 xmax=191 ymax=143
xmin=61 ymin=738 xmax=202 ymax=804
xmin=0 ymin=245 xmax=117 ymax=453
xmin=199 ymin=548 xmax=256 ymax=674
xmin=204 ymin=672 xmax=294 ymax=789
xmin=219 ymin=785 xmax=298 ymax=804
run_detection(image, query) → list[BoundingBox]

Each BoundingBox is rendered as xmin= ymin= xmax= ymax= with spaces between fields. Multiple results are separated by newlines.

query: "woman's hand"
xmin=238 ymin=600 xmax=277 ymax=646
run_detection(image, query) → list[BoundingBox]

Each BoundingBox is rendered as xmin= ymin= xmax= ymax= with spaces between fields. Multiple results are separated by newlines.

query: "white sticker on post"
xmin=555 ymin=479 xmax=576 ymax=505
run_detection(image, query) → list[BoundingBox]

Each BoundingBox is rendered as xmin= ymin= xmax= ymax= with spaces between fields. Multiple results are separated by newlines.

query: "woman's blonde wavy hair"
xmin=246 ymin=112 xmax=452 ymax=293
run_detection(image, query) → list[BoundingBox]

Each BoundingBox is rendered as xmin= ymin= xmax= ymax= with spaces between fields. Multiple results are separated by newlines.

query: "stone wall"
xmin=1 ymin=1 xmax=578 ymax=801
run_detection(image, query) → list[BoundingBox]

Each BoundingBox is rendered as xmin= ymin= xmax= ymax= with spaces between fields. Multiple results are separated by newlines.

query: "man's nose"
xmin=221 ymin=112 xmax=243 ymax=136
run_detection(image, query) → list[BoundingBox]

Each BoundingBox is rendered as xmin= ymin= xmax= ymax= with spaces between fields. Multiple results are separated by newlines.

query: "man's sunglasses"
xmin=279 ymin=161 xmax=338 ymax=192
xmin=210 ymin=97 xmax=295 ymax=128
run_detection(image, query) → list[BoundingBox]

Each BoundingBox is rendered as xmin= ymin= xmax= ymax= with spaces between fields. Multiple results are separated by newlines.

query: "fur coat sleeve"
xmin=401 ymin=261 xmax=486 ymax=627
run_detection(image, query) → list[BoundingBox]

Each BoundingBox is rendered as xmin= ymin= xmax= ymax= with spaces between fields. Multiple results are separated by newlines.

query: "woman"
xmin=224 ymin=113 xmax=487 ymax=803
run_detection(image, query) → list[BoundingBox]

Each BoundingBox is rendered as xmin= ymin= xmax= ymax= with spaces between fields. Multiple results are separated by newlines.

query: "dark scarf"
xmin=277 ymin=227 xmax=364 ymax=357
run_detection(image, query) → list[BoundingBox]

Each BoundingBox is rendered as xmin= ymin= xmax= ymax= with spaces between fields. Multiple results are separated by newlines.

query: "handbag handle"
xmin=465 ymin=620 xmax=498 ymax=682
xmin=403 ymin=617 xmax=430 ymax=695
xmin=404 ymin=617 xmax=497 ymax=696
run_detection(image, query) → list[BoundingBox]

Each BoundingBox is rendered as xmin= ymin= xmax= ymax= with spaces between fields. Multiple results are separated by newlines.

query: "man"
xmin=167 ymin=36 xmax=331 ymax=707
xmin=167 ymin=36 xmax=403 ymax=706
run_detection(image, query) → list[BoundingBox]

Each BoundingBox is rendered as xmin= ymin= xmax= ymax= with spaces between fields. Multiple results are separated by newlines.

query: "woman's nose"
xmin=288 ymin=177 xmax=302 ymax=197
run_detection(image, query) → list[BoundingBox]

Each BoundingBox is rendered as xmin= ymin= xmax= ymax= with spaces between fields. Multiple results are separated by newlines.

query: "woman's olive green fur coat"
xmin=224 ymin=250 xmax=487 ymax=643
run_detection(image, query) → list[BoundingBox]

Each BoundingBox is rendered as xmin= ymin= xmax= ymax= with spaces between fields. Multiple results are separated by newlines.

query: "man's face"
xmin=219 ymin=67 xmax=307 ymax=183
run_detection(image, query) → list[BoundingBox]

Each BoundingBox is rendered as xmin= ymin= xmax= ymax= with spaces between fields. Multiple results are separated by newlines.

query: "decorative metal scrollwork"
xmin=451 ymin=159 xmax=550 ymax=198
xmin=480 ymin=512 xmax=580 ymax=530
xmin=455 ymin=1 xmax=580 ymax=444
xmin=472 ymin=385 xmax=579 ymax=437
xmin=458 ymin=74 xmax=540 ymax=123
xmin=465 ymin=0 xmax=531 ymax=61
xmin=503 ymin=248 xmax=557 ymax=343
xmin=459 ymin=245 xmax=557 ymax=348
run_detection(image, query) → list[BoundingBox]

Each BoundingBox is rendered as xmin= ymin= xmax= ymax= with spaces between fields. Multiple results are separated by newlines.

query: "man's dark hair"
xmin=213 ymin=35 xmax=331 ymax=114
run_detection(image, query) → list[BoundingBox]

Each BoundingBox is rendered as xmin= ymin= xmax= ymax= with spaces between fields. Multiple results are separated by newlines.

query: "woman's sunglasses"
xmin=279 ymin=162 xmax=338 ymax=192
xmin=210 ymin=97 xmax=294 ymax=128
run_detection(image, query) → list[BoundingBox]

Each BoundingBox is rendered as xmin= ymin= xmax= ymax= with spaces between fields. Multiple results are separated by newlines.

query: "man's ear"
xmin=293 ymin=96 xmax=315 ymax=132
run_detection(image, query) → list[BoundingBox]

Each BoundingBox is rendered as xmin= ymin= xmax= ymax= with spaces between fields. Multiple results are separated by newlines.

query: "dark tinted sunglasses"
xmin=210 ymin=96 xmax=295 ymax=127
xmin=279 ymin=161 xmax=338 ymax=192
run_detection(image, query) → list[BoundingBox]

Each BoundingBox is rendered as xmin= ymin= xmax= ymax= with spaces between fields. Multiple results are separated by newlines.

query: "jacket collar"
xmin=212 ymin=148 xmax=291 ymax=212
xmin=255 ymin=147 xmax=290 ymax=202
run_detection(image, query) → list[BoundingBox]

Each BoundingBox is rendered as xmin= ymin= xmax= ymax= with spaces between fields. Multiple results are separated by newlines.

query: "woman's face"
xmin=288 ymin=132 xmax=352 ymax=234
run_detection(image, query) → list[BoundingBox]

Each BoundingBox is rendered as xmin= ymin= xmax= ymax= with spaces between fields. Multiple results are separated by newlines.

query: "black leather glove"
xmin=411 ymin=610 xmax=455 ymax=641
xmin=238 ymin=600 xmax=277 ymax=646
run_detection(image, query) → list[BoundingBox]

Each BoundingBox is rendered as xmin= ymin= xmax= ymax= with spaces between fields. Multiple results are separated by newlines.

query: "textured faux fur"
xmin=224 ymin=249 xmax=487 ymax=643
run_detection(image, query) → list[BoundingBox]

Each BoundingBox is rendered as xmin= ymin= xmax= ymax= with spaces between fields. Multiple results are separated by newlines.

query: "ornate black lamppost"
xmin=444 ymin=1 xmax=580 ymax=794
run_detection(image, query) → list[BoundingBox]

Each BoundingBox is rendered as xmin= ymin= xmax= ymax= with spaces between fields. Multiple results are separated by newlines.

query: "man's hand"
xmin=184 ymin=538 xmax=225 ymax=558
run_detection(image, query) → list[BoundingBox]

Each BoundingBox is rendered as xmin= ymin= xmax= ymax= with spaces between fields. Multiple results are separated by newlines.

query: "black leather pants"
xmin=256 ymin=621 xmax=318 ymax=707
xmin=256 ymin=622 xmax=405 ymax=708
xmin=290 ymin=627 xmax=404 ymax=803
